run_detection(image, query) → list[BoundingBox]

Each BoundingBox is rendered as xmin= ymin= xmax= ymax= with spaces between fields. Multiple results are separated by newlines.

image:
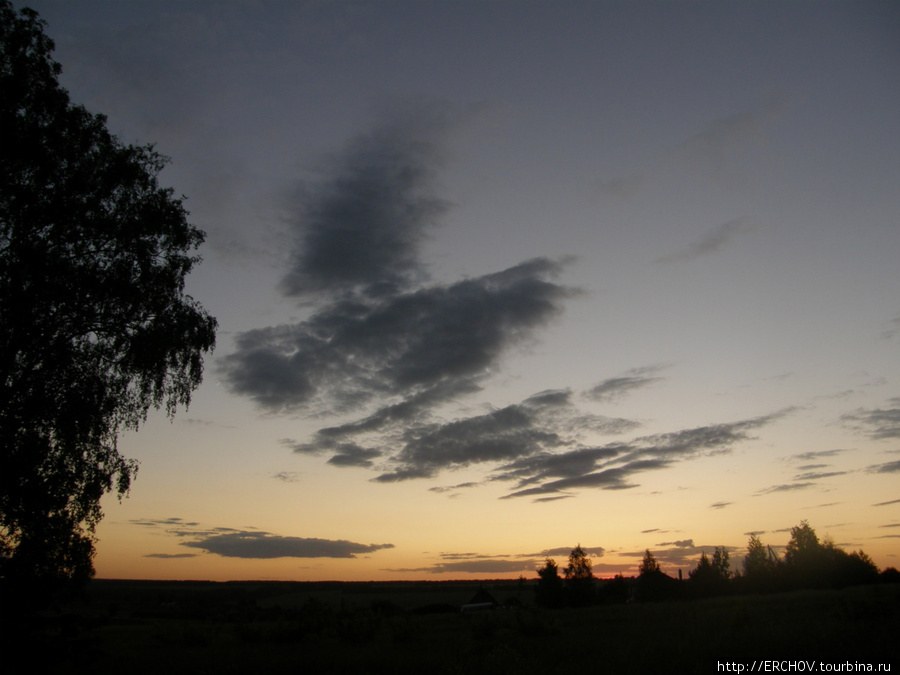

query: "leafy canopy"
xmin=564 ymin=544 xmax=593 ymax=580
xmin=0 ymin=0 xmax=217 ymax=584
xmin=639 ymin=549 xmax=661 ymax=576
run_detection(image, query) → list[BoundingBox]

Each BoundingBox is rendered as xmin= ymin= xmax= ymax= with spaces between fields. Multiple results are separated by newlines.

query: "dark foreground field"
xmin=8 ymin=579 xmax=899 ymax=674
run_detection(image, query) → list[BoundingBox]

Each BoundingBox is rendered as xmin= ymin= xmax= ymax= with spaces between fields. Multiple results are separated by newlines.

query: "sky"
xmin=22 ymin=0 xmax=900 ymax=581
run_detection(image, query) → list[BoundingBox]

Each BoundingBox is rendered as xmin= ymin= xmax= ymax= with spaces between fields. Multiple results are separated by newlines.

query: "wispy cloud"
xmin=881 ymin=313 xmax=900 ymax=341
xmin=387 ymin=557 xmax=535 ymax=575
xmin=670 ymin=97 xmax=787 ymax=174
xmin=842 ymin=400 xmax=900 ymax=440
xmin=273 ymin=471 xmax=301 ymax=482
xmin=585 ymin=365 xmax=667 ymax=402
xmin=755 ymin=482 xmax=815 ymax=495
xmin=620 ymin=541 xmax=738 ymax=570
xmin=789 ymin=449 xmax=847 ymax=462
xmin=387 ymin=545 xmax=606 ymax=575
xmin=654 ymin=217 xmax=753 ymax=264
xmin=593 ymin=173 xmax=644 ymax=200
xmin=373 ymin=389 xmax=631 ymax=483
xmin=792 ymin=470 xmax=848 ymax=481
xmin=874 ymin=498 xmax=900 ymax=507
xmin=501 ymin=410 xmax=791 ymax=499
xmin=130 ymin=518 xmax=393 ymax=560
xmin=866 ymin=459 xmax=900 ymax=474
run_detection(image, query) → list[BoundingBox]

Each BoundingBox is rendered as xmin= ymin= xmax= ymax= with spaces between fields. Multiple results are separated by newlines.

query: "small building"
xmin=460 ymin=586 xmax=499 ymax=612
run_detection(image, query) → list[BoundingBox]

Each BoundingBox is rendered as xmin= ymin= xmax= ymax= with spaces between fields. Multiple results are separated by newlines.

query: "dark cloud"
xmin=710 ymin=502 xmax=732 ymax=509
xmin=390 ymin=558 xmax=535 ymax=575
xmin=130 ymin=517 xmax=200 ymax=528
xmin=129 ymin=518 xmax=392 ymax=560
xmin=841 ymin=401 xmax=900 ymax=440
xmin=219 ymin=109 xmax=791 ymax=502
xmin=530 ymin=546 xmax=606 ymax=559
xmin=279 ymin=104 xmax=457 ymax=299
xmin=584 ymin=365 xmax=667 ymax=402
xmin=501 ymin=411 xmax=789 ymax=499
xmin=374 ymin=392 xmax=573 ymax=482
xmin=222 ymin=257 xmax=575 ymax=415
xmin=390 ymin=546 xmax=605 ymax=575
xmin=792 ymin=470 xmax=848 ymax=481
xmin=144 ymin=553 xmax=198 ymax=559
xmin=874 ymin=498 xmax=900 ymax=507
xmin=286 ymin=386 xmax=634 ymax=484
xmin=867 ymin=460 xmax=900 ymax=474
xmin=222 ymin=105 xmax=577 ymax=422
xmin=181 ymin=530 xmax=394 ymax=559
xmin=326 ymin=444 xmax=382 ymax=468
xmin=657 ymin=539 xmax=694 ymax=548
xmin=620 ymin=542 xmax=737 ymax=569
xmin=654 ymin=217 xmax=753 ymax=264
xmin=492 ymin=445 xmax=625 ymax=487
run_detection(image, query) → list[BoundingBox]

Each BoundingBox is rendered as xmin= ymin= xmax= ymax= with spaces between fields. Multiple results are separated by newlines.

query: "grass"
xmin=7 ymin=580 xmax=898 ymax=674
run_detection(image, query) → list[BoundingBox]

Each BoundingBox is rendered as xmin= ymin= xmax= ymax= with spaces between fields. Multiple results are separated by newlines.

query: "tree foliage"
xmin=0 ymin=1 xmax=217 ymax=585
xmin=742 ymin=535 xmax=774 ymax=580
xmin=689 ymin=547 xmax=731 ymax=596
xmin=639 ymin=549 xmax=660 ymax=576
xmin=742 ymin=522 xmax=881 ymax=593
xmin=564 ymin=544 xmax=593 ymax=580
xmin=535 ymin=557 xmax=564 ymax=608
xmin=564 ymin=544 xmax=594 ymax=606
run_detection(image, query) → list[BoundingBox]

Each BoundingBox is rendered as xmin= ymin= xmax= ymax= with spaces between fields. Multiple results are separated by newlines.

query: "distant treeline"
xmin=535 ymin=521 xmax=899 ymax=607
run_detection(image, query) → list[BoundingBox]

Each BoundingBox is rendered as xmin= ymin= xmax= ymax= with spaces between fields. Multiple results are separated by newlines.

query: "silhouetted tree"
xmin=564 ymin=544 xmax=594 ymax=606
xmin=784 ymin=520 xmax=820 ymax=568
xmin=778 ymin=522 xmax=880 ymax=591
xmin=689 ymin=547 xmax=731 ymax=597
xmin=711 ymin=547 xmax=730 ymax=579
xmin=880 ymin=567 xmax=900 ymax=584
xmin=783 ymin=520 xmax=830 ymax=588
xmin=689 ymin=551 xmax=712 ymax=577
xmin=636 ymin=549 xmax=679 ymax=601
xmin=0 ymin=1 xmax=217 ymax=588
xmin=639 ymin=549 xmax=660 ymax=575
xmin=597 ymin=573 xmax=632 ymax=604
xmin=535 ymin=558 xmax=564 ymax=608
xmin=741 ymin=534 xmax=777 ymax=592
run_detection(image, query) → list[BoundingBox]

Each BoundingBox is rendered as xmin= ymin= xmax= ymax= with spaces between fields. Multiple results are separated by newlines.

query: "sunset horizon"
xmin=20 ymin=0 xmax=899 ymax=584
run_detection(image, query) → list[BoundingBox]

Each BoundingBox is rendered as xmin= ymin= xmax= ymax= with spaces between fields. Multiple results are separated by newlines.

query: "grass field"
xmin=8 ymin=579 xmax=898 ymax=674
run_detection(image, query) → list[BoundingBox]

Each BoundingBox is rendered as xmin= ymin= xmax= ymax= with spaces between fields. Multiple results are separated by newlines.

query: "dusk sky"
xmin=25 ymin=0 xmax=899 ymax=581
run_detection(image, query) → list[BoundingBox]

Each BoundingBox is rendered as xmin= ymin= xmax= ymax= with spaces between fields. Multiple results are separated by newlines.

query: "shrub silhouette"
xmin=563 ymin=544 xmax=595 ymax=606
xmin=688 ymin=547 xmax=731 ymax=597
xmin=535 ymin=558 xmax=564 ymax=608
